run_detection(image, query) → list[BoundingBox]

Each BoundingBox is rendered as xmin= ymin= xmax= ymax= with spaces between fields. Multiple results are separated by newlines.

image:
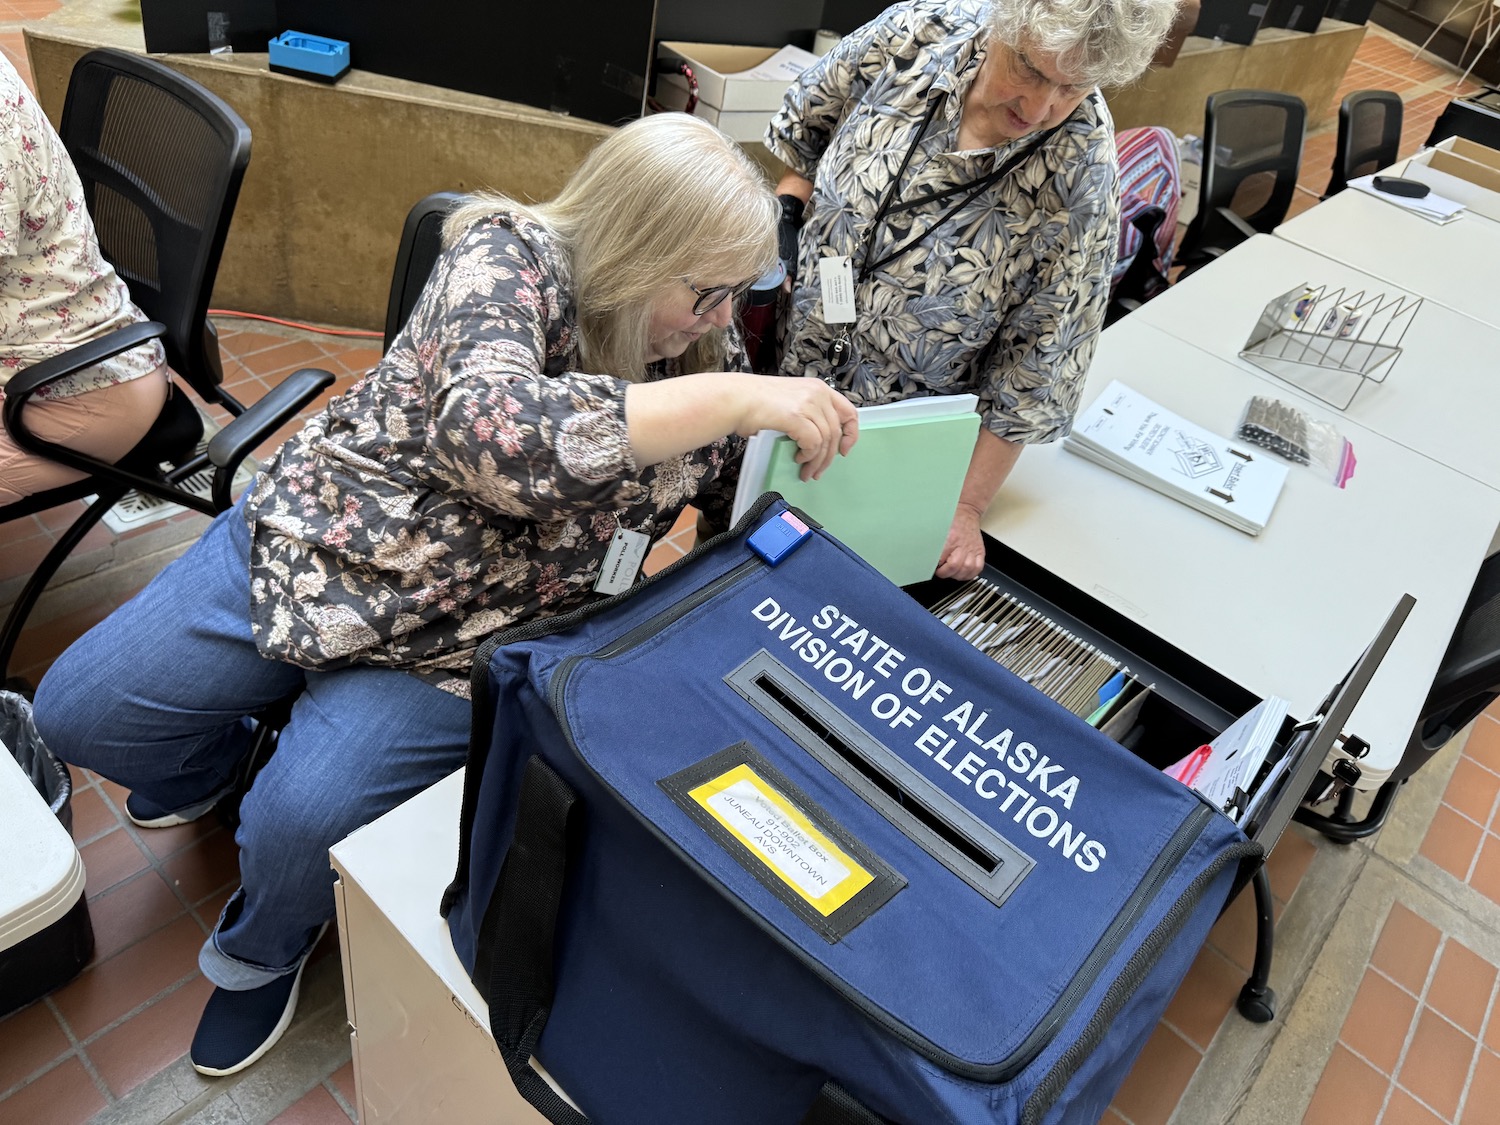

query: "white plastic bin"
xmin=0 ymin=736 xmax=92 ymax=1016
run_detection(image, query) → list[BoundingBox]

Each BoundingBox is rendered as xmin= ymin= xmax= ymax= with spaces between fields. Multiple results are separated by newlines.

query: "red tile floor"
xmin=4 ymin=14 xmax=1500 ymax=1125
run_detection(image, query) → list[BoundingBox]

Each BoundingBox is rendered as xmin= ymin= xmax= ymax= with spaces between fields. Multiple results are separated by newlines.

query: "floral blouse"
xmin=765 ymin=0 xmax=1119 ymax=444
xmin=0 ymin=55 xmax=164 ymax=398
xmin=245 ymin=210 xmax=744 ymax=697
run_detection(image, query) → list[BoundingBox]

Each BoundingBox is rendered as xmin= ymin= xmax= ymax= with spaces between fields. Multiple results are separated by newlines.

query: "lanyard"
xmin=855 ymin=98 xmax=1066 ymax=283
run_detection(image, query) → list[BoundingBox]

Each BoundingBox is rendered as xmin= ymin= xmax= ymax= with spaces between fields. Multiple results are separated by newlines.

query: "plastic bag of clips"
xmin=1236 ymin=396 xmax=1357 ymax=489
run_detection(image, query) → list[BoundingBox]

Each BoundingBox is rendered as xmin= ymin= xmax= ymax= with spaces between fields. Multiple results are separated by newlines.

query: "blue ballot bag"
xmin=442 ymin=495 xmax=1261 ymax=1124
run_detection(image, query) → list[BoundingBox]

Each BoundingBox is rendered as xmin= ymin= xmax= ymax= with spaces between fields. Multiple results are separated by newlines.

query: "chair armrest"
xmin=1214 ymin=206 xmax=1258 ymax=242
xmin=207 ymin=367 xmax=335 ymax=469
xmin=3 ymin=322 xmax=167 ymax=444
xmin=204 ymin=367 xmax=335 ymax=510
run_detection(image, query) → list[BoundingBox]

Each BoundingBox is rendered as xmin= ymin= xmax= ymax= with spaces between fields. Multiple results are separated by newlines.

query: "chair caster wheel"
xmin=1237 ymin=984 xmax=1276 ymax=1023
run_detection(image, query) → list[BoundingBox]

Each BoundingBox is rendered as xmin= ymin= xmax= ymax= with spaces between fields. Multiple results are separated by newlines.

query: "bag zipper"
xmin=545 ymin=595 xmax=1219 ymax=1083
xmin=995 ymin=804 xmax=1213 ymax=1078
xmin=547 ymin=555 xmax=765 ymax=716
xmin=1020 ymin=837 xmax=1263 ymax=1124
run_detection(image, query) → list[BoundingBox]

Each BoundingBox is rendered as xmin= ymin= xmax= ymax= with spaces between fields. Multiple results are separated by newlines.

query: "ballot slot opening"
xmin=751 ymin=672 xmax=1002 ymax=873
xmin=726 ymin=650 xmax=1034 ymax=907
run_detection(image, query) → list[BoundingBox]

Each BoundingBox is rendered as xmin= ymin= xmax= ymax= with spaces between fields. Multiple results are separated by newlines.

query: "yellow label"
xmin=689 ymin=763 xmax=873 ymax=916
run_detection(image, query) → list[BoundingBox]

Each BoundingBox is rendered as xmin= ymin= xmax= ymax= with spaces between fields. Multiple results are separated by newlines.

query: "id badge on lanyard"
xmin=594 ymin=527 xmax=651 ymax=595
xmin=818 ymin=256 xmax=857 ymax=325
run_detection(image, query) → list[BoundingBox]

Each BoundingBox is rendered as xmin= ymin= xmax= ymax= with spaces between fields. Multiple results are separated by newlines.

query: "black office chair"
xmin=1324 ymin=90 xmax=1403 ymax=199
xmin=1177 ymin=90 xmax=1307 ymax=277
xmin=1104 ymin=206 xmax=1171 ymax=326
xmin=0 ymin=49 xmax=333 ymax=683
xmin=384 ymin=191 xmax=466 ymax=349
xmin=1297 ymin=552 xmax=1500 ymax=842
xmin=214 ymin=189 xmax=465 ymax=829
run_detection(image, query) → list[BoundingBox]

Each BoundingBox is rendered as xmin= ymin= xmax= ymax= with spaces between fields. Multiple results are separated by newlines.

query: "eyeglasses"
xmin=682 ymin=276 xmax=757 ymax=317
xmin=1003 ymin=46 xmax=1092 ymax=100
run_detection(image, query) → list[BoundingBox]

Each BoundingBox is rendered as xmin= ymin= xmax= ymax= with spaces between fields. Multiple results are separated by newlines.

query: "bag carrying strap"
xmin=800 ymin=1082 xmax=894 ymax=1125
xmin=475 ymin=756 xmax=589 ymax=1125
xmin=476 ymin=757 xmax=891 ymax=1125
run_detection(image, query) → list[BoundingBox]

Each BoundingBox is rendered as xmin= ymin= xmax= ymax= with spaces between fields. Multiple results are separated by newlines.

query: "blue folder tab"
xmin=748 ymin=510 xmax=812 ymax=566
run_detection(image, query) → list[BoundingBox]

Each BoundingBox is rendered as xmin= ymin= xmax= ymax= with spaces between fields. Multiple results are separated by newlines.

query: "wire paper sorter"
xmin=1239 ymin=283 xmax=1423 ymax=410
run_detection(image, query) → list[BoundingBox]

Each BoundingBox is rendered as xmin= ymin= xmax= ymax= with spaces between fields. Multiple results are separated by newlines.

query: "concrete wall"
xmin=1103 ymin=22 xmax=1367 ymax=138
xmin=27 ymin=0 xmax=612 ymax=331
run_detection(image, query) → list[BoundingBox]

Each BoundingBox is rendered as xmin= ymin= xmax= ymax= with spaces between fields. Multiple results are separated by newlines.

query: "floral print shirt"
xmin=0 ymin=55 xmax=164 ymax=399
xmin=244 ymin=210 xmax=744 ymax=697
xmin=765 ymin=0 xmax=1119 ymax=443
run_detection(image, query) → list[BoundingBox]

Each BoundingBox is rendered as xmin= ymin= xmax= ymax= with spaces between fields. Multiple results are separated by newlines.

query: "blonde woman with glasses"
xmin=35 ymin=112 xmax=856 ymax=1079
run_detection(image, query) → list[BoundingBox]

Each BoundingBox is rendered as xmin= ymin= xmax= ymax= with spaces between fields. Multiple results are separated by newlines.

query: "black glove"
xmin=777 ymin=193 xmax=805 ymax=287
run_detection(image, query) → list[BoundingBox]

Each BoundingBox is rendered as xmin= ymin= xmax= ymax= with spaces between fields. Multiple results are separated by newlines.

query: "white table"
xmin=982 ymin=318 xmax=1500 ymax=786
xmin=1276 ymin=188 xmax=1500 ymax=331
xmin=1131 ymin=234 xmax=1500 ymax=491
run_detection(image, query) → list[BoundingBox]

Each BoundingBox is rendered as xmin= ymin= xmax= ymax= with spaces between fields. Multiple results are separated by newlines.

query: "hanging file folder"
xmin=730 ymin=394 xmax=981 ymax=586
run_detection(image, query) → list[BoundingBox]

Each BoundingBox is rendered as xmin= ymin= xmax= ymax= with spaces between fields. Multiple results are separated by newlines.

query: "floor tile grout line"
xmin=1435 ymin=794 xmax=1496 ymax=833
xmin=1462 ymin=747 xmax=1500 ymax=788
xmin=323 ymin=1075 xmax=357 ymax=1122
xmin=0 ymin=1039 xmax=78 ymax=1105
xmin=71 ymin=841 xmax=219 ymax=976
xmin=1337 ymin=1028 xmax=1401 ymax=1084
xmin=65 ymin=970 xmax=203 ymax=1055
xmin=1373 ymin=919 xmax=1447 ymax=1122
xmin=46 ymin=992 xmax=115 ymax=1108
xmin=1452 ymin=975 xmax=1500 ymax=1124
xmin=1390 ymin=1074 xmax=1463 ymax=1124
xmin=1158 ymin=1011 xmax=1212 ymax=1056
xmin=1404 ymin=939 xmax=1497 ymax=1116
xmin=1370 ymin=960 xmax=1430 ymax=1003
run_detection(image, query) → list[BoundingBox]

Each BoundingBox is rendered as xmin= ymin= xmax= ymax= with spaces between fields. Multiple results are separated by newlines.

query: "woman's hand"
xmin=626 ymin=373 xmax=857 ymax=477
xmin=734 ymin=375 xmax=857 ymax=481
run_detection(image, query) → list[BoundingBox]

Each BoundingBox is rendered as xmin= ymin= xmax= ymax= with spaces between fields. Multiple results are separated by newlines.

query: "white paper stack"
xmin=1349 ymin=174 xmax=1466 ymax=224
xmin=1063 ymin=381 xmax=1290 ymax=535
xmin=737 ymin=44 xmax=821 ymax=82
xmin=1190 ymin=696 xmax=1291 ymax=820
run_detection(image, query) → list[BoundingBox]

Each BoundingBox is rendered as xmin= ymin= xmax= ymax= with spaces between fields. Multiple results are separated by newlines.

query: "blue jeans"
xmin=33 ymin=502 xmax=471 ymax=989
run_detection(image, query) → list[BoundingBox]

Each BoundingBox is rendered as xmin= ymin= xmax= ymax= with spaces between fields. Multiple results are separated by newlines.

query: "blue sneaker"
xmin=124 ymin=789 xmax=223 ymax=829
xmin=190 ymin=962 xmax=305 ymax=1077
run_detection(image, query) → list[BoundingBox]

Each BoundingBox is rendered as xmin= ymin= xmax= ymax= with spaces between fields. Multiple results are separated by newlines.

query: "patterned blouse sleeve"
xmin=408 ymin=218 xmax=640 ymax=524
xmin=764 ymin=5 xmax=908 ymax=177
xmin=681 ymin=322 xmax=751 ymax=533
xmin=978 ymin=126 xmax=1121 ymax=446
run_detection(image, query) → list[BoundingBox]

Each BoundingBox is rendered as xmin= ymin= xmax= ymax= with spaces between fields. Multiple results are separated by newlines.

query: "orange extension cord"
xmin=207 ymin=308 xmax=383 ymax=339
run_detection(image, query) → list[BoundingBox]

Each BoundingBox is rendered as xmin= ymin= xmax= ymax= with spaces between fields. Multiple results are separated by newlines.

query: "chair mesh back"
xmin=59 ymin=50 xmax=250 ymax=402
xmin=384 ymin=192 xmax=465 ymax=350
xmin=1181 ymin=90 xmax=1305 ymax=257
xmin=1333 ymin=91 xmax=1403 ymax=193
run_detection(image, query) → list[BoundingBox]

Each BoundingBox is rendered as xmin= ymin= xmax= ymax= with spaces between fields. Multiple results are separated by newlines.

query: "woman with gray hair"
xmin=34 ymin=111 xmax=856 ymax=1080
xmin=767 ymin=0 xmax=1179 ymax=581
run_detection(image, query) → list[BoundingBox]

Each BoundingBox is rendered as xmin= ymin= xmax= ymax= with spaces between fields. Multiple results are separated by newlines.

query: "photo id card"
xmin=594 ymin=527 xmax=651 ymax=595
xmin=818 ymin=256 xmax=856 ymax=324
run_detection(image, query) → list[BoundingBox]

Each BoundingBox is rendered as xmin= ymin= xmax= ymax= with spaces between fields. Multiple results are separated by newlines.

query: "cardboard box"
xmin=1395 ymin=136 xmax=1500 ymax=223
xmin=651 ymin=92 xmax=775 ymax=144
xmin=655 ymin=42 xmax=817 ymax=112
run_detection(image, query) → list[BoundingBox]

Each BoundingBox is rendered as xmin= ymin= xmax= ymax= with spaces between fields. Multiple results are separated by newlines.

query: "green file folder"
xmin=732 ymin=397 xmax=981 ymax=587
